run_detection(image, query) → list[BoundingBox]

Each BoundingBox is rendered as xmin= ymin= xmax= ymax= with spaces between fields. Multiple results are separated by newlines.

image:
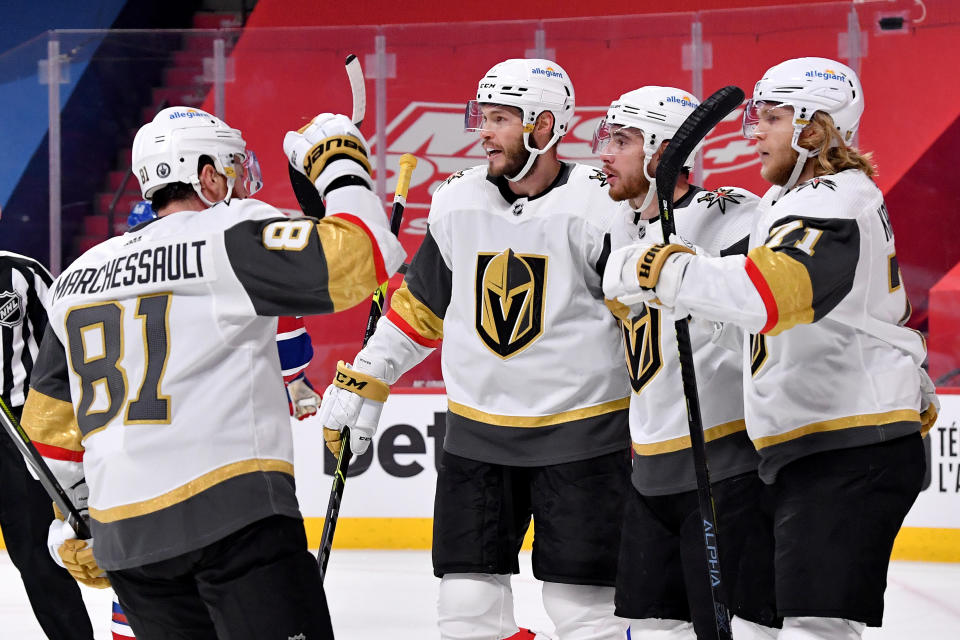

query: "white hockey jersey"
xmin=609 ymin=187 xmax=760 ymax=495
xmin=22 ymin=189 xmax=404 ymax=570
xmin=381 ymin=163 xmax=631 ymax=466
xmin=674 ymin=170 xmax=925 ymax=482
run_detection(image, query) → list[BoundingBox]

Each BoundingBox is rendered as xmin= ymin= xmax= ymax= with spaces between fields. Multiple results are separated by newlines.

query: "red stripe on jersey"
xmin=386 ymin=309 xmax=442 ymax=348
xmin=277 ymin=316 xmax=305 ymax=333
xmin=33 ymin=442 xmax=84 ymax=462
xmin=745 ymin=257 xmax=778 ymax=334
xmin=330 ymin=213 xmax=388 ymax=285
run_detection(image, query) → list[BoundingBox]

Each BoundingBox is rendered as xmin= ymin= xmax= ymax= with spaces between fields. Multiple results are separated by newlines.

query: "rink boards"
xmin=1 ymin=392 xmax=957 ymax=561
xmin=291 ymin=391 xmax=960 ymax=562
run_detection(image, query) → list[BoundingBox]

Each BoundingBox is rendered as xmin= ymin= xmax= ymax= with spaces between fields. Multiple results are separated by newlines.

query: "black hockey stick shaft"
xmin=655 ymin=85 xmax=745 ymax=640
xmin=318 ymin=153 xmax=418 ymax=581
xmin=288 ymin=54 xmax=367 ymax=219
xmin=0 ymin=396 xmax=91 ymax=539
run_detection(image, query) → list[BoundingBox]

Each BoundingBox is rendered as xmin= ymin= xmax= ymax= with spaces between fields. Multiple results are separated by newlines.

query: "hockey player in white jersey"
xmin=604 ymin=58 xmax=936 ymax=639
xmin=596 ymin=86 xmax=780 ymax=638
xmin=22 ymin=106 xmax=405 ymax=639
xmin=317 ymin=58 xmax=632 ymax=639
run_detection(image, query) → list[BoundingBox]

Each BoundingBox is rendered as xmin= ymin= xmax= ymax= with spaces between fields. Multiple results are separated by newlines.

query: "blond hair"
xmin=799 ymin=111 xmax=875 ymax=178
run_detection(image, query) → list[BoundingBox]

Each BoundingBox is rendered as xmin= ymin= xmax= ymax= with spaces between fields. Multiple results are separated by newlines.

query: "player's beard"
xmin=488 ymin=135 xmax=532 ymax=178
xmin=763 ymin=146 xmax=801 ymax=186
xmin=609 ymin=167 xmax=651 ymax=203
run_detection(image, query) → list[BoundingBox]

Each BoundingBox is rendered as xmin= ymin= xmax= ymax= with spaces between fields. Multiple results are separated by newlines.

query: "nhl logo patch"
xmin=0 ymin=291 xmax=24 ymax=328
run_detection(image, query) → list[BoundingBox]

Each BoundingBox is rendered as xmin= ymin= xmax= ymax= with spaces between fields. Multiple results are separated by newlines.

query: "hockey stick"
xmin=655 ymin=85 xmax=745 ymax=640
xmin=288 ymin=54 xmax=367 ymax=219
xmin=317 ymin=152 xmax=418 ymax=581
xmin=0 ymin=396 xmax=91 ymax=539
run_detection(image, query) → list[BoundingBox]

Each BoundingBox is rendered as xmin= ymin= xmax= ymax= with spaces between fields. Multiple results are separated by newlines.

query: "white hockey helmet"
xmin=593 ymin=86 xmax=701 ymax=211
xmin=742 ymin=57 xmax=864 ymax=190
xmin=595 ymin=86 xmax=701 ymax=166
xmin=132 ymin=107 xmax=262 ymax=206
xmin=465 ymin=58 xmax=575 ymax=181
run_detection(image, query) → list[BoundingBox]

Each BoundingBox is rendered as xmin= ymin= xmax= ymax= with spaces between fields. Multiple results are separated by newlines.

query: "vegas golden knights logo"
xmin=750 ymin=333 xmax=768 ymax=376
xmin=475 ymin=249 xmax=547 ymax=359
xmin=622 ymin=305 xmax=663 ymax=394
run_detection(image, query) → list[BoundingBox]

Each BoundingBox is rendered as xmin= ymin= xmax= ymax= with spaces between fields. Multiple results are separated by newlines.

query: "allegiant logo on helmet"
xmin=532 ymin=67 xmax=564 ymax=79
xmin=168 ymin=109 xmax=210 ymax=120
xmin=666 ymin=95 xmax=698 ymax=108
xmin=805 ymin=69 xmax=847 ymax=83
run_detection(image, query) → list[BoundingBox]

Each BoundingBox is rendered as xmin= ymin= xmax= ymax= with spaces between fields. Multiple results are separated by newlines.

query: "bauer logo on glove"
xmin=303 ymin=135 xmax=371 ymax=184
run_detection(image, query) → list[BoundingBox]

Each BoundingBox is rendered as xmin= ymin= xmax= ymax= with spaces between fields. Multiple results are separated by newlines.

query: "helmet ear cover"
xmin=149 ymin=157 xmax=217 ymax=211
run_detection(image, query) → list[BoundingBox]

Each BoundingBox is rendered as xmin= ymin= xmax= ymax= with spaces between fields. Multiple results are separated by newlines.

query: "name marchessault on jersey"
xmin=53 ymin=240 xmax=210 ymax=302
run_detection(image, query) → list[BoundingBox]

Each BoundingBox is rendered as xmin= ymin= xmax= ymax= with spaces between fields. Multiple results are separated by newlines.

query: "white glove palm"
xmin=283 ymin=113 xmax=373 ymax=196
xmin=318 ymin=359 xmax=390 ymax=457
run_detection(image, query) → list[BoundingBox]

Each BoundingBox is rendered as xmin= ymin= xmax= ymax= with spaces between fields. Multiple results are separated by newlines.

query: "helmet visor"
xmin=591 ymin=118 xmax=643 ymax=155
xmin=742 ymin=99 xmax=795 ymax=139
xmin=464 ymin=101 xmax=525 ymax=133
xmin=238 ymin=150 xmax=263 ymax=196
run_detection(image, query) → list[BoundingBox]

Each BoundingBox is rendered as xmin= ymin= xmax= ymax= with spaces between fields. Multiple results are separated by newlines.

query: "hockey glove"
xmin=46 ymin=481 xmax=110 ymax=589
xmin=287 ymin=374 xmax=322 ymax=421
xmin=919 ymin=367 xmax=940 ymax=437
xmin=283 ymin=113 xmax=373 ymax=197
xmin=318 ymin=359 xmax=390 ymax=457
xmin=603 ymin=241 xmax=694 ymax=308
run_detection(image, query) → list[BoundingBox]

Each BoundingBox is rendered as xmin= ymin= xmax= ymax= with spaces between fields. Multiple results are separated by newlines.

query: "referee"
xmin=1 ymin=205 xmax=94 ymax=639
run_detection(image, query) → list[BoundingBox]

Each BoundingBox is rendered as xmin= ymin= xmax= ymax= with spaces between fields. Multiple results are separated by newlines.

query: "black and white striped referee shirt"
xmin=1 ymin=251 xmax=52 ymax=409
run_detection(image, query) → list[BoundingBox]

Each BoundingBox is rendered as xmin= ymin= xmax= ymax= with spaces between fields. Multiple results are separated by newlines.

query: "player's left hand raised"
xmin=283 ymin=113 xmax=373 ymax=197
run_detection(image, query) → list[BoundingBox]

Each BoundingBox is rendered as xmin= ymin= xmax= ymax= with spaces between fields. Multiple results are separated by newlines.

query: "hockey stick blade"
xmin=288 ymin=54 xmax=367 ymax=220
xmin=656 ymin=85 xmax=744 ymax=237
xmin=345 ymin=54 xmax=366 ymax=127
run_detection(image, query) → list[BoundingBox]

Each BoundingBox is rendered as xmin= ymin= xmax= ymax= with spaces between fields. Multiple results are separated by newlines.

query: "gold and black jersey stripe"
xmin=224 ymin=214 xmax=387 ymax=315
xmin=746 ymin=215 xmax=859 ymax=335
xmin=386 ymin=227 xmax=450 ymax=347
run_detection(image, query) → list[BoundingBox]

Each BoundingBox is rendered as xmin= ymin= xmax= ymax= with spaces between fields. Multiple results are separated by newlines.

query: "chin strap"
xmin=507 ymin=128 xmax=560 ymax=182
xmin=628 ymin=155 xmax=658 ymax=213
xmin=776 ymin=125 xmax=819 ymax=199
